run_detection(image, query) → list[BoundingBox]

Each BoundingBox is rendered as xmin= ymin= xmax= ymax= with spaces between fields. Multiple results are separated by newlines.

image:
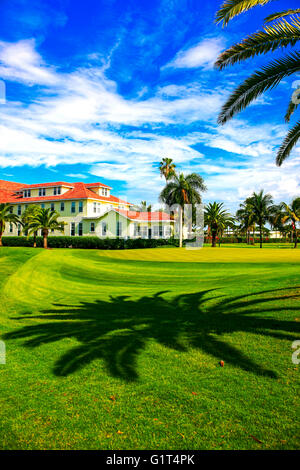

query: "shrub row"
xmin=206 ymin=237 xmax=298 ymax=244
xmin=1 ymin=236 xmax=179 ymax=249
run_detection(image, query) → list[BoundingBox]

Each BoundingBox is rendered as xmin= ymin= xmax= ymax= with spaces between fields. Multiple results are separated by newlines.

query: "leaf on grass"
xmin=249 ymin=434 xmax=262 ymax=444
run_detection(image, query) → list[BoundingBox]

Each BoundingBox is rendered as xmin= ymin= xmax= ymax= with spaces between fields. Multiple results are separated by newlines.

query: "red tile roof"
xmin=17 ymin=181 xmax=74 ymax=190
xmin=0 ymin=180 xmax=29 ymax=191
xmin=115 ymin=209 xmax=173 ymax=221
xmin=0 ymin=180 xmax=130 ymax=205
xmin=86 ymin=182 xmax=112 ymax=189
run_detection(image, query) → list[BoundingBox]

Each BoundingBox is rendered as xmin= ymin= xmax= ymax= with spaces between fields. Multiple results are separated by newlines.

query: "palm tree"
xmin=0 ymin=203 xmax=20 ymax=247
xmin=215 ymin=1 xmax=300 ymax=165
xmin=236 ymin=202 xmax=256 ymax=244
xmin=21 ymin=205 xmax=41 ymax=247
xmin=159 ymin=158 xmax=176 ymax=180
xmin=160 ymin=172 xmax=206 ymax=247
xmin=205 ymin=202 xmax=234 ymax=247
xmin=245 ymin=190 xmax=274 ymax=248
xmin=139 ymin=201 xmax=152 ymax=212
xmin=279 ymin=197 xmax=300 ymax=248
xmin=27 ymin=208 xmax=65 ymax=249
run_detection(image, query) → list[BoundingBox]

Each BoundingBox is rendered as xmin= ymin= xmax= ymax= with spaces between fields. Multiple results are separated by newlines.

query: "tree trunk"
xmin=294 ymin=229 xmax=298 ymax=249
xmin=179 ymin=206 xmax=183 ymax=248
xmin=0 ymin=233 xmax=2 ymax=247
xmin=211 ymin=230 xmax=217 ymax=247
xmin=259 ymin=224 xmax=262 ymax=248
xmin=0 ymin=222 xmax=3 ymax=247
xmin=43 ymin=229 xmax=48 ymax=249
xmin=33 ymin=232 xmax=37 ymax=248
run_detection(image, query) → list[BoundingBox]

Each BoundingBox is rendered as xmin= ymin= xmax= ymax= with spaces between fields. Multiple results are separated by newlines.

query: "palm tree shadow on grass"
xmin=4 ymin=287 xmax=300 ymax=381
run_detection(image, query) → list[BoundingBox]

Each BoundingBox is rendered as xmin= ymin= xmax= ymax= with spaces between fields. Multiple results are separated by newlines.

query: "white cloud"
xmin=0 ymin=39 xmax=298 ymax=208
xmin=164 ymin=38 xmax=224 ymax=70
xmin=0 ymin=39 xmax=58 ymax=85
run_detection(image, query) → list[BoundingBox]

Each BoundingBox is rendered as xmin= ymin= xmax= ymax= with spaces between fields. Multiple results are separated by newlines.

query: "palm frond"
xmin=276 ymin=120 xmax=300 ymax=165
xmin=218 ymin=52 xmax=300 ymax=124
xmin=265 ymin=9 xmax=300 ymax=23
xmin=216 ymin=17 xmax=300 ymax=70
xmin=215 ymin=0 xmax=276 ymax=27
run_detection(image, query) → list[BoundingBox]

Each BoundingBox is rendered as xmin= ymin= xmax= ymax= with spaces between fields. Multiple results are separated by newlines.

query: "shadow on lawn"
xmin=4 ymin=287 xmax=300 ymax=381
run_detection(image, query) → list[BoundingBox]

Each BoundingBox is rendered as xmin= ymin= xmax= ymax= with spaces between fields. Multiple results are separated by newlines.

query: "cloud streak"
xmin=0 ymin=38 xmax=298 ymax=209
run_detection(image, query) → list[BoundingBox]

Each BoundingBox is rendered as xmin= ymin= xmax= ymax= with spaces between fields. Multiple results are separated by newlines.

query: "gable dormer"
xmin=18 ymin=182 xmax=74 ymax=198
xmin=86 ymin=183 xmax=111 ymax=198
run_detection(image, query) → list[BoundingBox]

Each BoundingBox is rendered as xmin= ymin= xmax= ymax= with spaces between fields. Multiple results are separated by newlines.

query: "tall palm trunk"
xmin=0 ymin=222 xmax=3 ymax=247
xmin=33 ymin=231 xmax=37 ymax=248
xmin=211 ymin=229 xmax=217 ymax=247
xmin=43 ymin=228 xmax=48 ymax=249
xmin=259 ymin=223 xmax=263 ymax=248
xmin=294 ymin=228 xmax=298 ymax=249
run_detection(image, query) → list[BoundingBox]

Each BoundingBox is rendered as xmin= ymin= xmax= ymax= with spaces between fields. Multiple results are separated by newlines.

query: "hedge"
xmin=205 ymin=237 xmax=298 ymax=244
xmin=1 ymin=236 xmax=179 ymax=249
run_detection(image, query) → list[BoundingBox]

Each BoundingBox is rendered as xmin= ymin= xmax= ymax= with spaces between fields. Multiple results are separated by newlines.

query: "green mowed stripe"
xmin=0 ymin=247 xmax=299 ymax=450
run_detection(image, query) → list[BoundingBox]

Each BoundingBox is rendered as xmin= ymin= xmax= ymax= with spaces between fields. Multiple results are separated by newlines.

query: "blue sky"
xmin=0 ymin=0 xmax=299 ymax=211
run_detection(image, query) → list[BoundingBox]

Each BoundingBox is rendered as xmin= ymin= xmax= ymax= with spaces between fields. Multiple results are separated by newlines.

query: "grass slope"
xmin=0 ymin=247 xmax=299 ymax=450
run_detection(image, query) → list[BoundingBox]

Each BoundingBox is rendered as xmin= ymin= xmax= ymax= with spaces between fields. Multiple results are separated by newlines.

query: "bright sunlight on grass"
xmin=0 ymin=247 xmax=299 ymax=449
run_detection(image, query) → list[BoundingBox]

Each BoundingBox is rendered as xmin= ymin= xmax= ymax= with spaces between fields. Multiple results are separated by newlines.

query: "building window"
xmin=102 ymin=222 xmax=107 ymax=236
xmin=39 ymin=188 xmax=46 ymax=196
xmin=53 ymin=187 xmax=57 ymax=195
xmin=153 ymin=226 xmax=159 ymax=237
xmin=9 ymin=223 xmax=13 ymax=233
xmin=141 ymin=226 xmax=148 ymax=239
xmin=71 ymin=223 xmax=75 ymax=236
xmin=90 ymin=222 xmax=95 ymax=233
xmin=133 ymin=223 xmax=138 ymax=237
xmin=41 ymin=203 xmax=45 ymax=209
xmin=116 ymin=221 xmax=121 ymax=237
xmin=60 ymin=202 xmax=65 ymax=211
xmin=9 ymin=206 xmax=13 ymax=214
xmin=79 ymin=201 xmax=83 ymax=213
xmin=159 ymin=225 xmax=163 ymax=238
xmin=50 ymin=203 xmax=55 ymax=212
xmin=24 ymin=189 xmax=31 ymax=198
xmin=97 ymin=203 xmax=101 ymax=214
xmin=93 ymin=202 xmax=97 ymax=213
xmin=78 ymin=223 xmax=83 ymax=236
xmin=57 ymin=187 xmax=61 ymax=195
xmin=17 ymin=224 xmax=21 ymax=236
xmin=165 ymin=226 xmax=171 ymax=238
xmin=17 ymin=205 xmax=21 ymax=216
xmin=71 ymin=202 xmax=76 ymax=213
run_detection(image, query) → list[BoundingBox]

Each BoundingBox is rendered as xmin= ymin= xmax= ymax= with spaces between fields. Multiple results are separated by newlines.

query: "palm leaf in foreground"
xmin=276 ymin=120 xmax=300 ymax=166
xmin=218 ymin=52 xmax=300 ymax=125
xmin=264 ymin=9 xmax=300 ymax=23
xmin=216 ymin=17 xmax=300 ymax=70
xmin=215 ymin=0 xmax=276 ymax=27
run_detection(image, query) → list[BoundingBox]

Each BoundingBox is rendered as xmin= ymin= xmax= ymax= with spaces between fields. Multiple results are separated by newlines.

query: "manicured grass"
xmin=0 ymin=246 xmax=299 ymax=450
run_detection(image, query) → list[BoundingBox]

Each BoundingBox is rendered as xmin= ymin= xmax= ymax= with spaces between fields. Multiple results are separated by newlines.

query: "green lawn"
xmin=0 ymin=246 xmax=299 ymax=450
